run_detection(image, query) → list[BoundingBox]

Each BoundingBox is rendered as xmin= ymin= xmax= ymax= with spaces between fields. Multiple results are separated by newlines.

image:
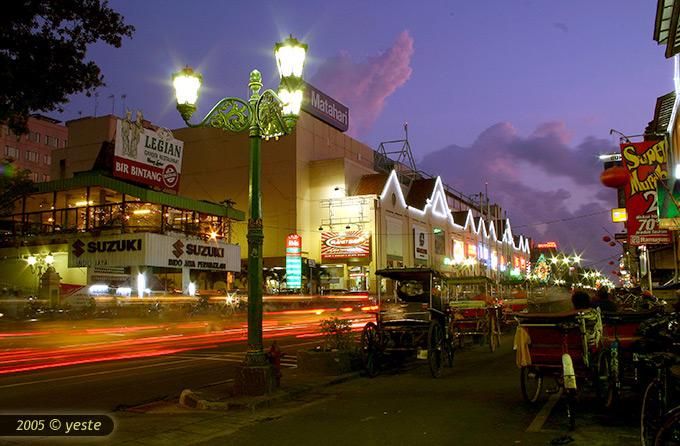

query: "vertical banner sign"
xmin=114 ymin=116 xmax=184 ymax=192
xmin=620 ymin=140 xmax=672 ymax=245
xmin=285 ymin=234 xmax=302 ymax=288
xmin=413 ymin=226 xmax=429 ymax=260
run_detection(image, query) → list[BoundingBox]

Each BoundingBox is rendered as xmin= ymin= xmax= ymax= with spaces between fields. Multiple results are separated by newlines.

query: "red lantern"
xmin=612 ymin=270 xmax=619 ymax=275
xmin=600 ymin=166 xmax=629 ymax=188
xmin=609 ymin=241 xmax=617 ymax=247
xmin=602 ymin=236 xmax=611 ymax=243
xmin=608 ymin=261 xmax=614 ymax=265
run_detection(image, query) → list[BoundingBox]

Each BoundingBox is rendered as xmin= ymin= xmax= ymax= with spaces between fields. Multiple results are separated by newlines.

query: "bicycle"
xmin=654 ymin=401 xmax=680 ymax=445
xmin=638 ymin=352 xmax=679 ymax=446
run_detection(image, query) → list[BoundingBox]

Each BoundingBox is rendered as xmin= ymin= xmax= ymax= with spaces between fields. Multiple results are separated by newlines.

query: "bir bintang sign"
xmin=113 ymin=113 xmax=184 ymax=192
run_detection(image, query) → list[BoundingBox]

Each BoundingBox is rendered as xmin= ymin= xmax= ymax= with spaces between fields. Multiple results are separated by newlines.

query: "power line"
xmin=513 ymin=210 xmax=609 ymax=229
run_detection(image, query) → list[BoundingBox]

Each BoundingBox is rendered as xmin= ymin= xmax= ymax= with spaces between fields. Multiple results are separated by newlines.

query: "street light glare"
xmin=173 ymin=66 xmax=201 ymax=106
xmin=27 ymin=256 xmax=37 ymax=266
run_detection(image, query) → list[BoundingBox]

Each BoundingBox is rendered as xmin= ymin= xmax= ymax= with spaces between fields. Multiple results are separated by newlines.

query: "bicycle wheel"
xmin=641 ymin=380 xmax=665 ymax=446
xmin=596 ymin=350 xmax=617 ymax=409
xmin=654 ymin=406 xmax=680 ymax=446
xmin=520 ymin=366 xmax=543 ymax=403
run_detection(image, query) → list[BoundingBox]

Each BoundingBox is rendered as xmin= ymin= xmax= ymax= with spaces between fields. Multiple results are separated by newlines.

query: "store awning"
xmin=35 ymin=172 xmax=245 ymax=220
xmin=645 ymin=91 xmax=675 ymax=136
xmin=655 ymin=0 xmax=680 ymax=58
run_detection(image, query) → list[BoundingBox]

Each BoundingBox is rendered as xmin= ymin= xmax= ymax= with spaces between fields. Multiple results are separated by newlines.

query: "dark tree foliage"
xmin=0 ymin=161 xmax=36 ymax=216
xmin=0 ymin=0 xmax=135 ymax=134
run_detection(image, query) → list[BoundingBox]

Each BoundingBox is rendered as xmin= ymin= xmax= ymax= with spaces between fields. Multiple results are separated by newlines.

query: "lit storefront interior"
xmin=0 ymin=172 xmax=244 ymax=299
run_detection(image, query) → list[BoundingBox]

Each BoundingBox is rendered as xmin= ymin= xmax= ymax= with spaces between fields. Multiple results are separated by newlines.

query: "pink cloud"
xmin=311 ymin=31 xmax=414 ymax=136
xmin=418 ymin=122 xmax=620 ymax=273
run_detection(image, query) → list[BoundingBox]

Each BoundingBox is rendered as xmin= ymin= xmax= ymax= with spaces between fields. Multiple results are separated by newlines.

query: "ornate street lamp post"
xmin=172 ymin=36 xmax=307 ymax=394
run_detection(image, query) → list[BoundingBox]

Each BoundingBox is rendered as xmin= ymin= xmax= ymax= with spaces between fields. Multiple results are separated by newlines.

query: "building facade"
xmin=47 ymin=88 xmax=531 ymax=296
xmin=1 ymin=114 xmax=68 ymax=182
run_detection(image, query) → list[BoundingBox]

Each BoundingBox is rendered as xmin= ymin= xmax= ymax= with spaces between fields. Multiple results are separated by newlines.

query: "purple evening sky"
xmin=50 ymin=0 xmax=673 ymax=276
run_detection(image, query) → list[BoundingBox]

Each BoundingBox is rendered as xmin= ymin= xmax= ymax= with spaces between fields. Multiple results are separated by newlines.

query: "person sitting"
xmin=593 ymin=287 xmax=618 ymax=313
xmin=571 ymin=290 xmax=592 ymax=310
xmin=571 ymin=290 xmax=602 ymax=348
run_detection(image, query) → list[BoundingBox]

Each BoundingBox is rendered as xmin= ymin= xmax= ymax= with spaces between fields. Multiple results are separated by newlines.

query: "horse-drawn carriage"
xmin=360 ymin=268 xmax=455 ymax=378
xmin=447 ymin=276 xmax=502 ymax=351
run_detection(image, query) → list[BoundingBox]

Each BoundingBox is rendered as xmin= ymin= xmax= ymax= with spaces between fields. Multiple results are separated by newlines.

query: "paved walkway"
xmin=0 ymin=367 xmax=360 ymax=446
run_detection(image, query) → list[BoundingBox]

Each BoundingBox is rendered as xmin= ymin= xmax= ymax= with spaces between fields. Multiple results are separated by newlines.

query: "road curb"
xmin=227 ymin=370 xmax=363 ymax=412
xmin=124 ymin=370 xmax=363 ymax=414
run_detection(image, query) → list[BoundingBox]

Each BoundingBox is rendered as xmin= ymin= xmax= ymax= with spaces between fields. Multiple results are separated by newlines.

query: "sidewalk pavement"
xmin=0 ymin=368 xmax=362 ymax=446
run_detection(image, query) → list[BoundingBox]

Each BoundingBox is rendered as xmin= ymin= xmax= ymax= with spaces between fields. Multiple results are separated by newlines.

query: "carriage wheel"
xmin=450 ymin=319 xmax=464 ymax=349
xmin=428 ymin=321 xmax=444 ymax=378
xmin=488 ymin=311 xmax=499 ymax=352
xmin=596 ymin=350 xmax=617 ymax=409
xmin=444 ymin=322 xmax=455 ymax=368
xmin=565 ymin=392 xmax=576 ymax=430
xmin=361 ymin=322 xmax=379 ymax=378
xmin=520 ymin=366 xmax=543 ymax=403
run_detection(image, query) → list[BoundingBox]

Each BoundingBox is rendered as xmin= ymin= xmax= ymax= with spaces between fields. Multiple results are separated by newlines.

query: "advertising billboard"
xmin=321 ymin=230 xmax=371 ymax=260
xmin=113 ymin=116 xmax=184 ymax=192
xmin=68 ymin=233 xmax=240 ymax=271
xmin=620 ymin=139 xmax=672 ymax=245
xmin=413 ymin=226 xmax=429 ymax=260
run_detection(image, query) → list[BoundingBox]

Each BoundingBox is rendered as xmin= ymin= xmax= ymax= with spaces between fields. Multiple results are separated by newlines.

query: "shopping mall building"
xmin=0 ymin=84 xmax=530 ymax=298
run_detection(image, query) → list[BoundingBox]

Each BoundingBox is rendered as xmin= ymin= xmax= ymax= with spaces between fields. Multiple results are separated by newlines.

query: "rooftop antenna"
xmin=376 ymin=121 xmax=418 ymax=191
xmin=121 ymin=94 xmax=127 ymax=115
xmin=108 ymin=94 xmax=115 ymax=115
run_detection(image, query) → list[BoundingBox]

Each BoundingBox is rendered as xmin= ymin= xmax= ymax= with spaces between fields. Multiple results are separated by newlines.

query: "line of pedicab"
xmin=514 ymin=286 xmax=679 ymax=441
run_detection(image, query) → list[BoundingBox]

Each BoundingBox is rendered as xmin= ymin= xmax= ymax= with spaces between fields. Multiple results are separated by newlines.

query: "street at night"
xmin=2 ymin=1 xmax=680 ymax=445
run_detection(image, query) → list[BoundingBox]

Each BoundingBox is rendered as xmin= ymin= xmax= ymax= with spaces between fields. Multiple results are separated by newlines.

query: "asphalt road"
xmin=0 ymin=334 xmax=313 ymax=412
xmin=195 ymin=334 xmax=641 ymax=446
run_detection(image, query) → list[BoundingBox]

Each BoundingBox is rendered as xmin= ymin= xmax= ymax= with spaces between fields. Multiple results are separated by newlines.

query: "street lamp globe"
xmin=27 ymin=255 xmax=37 ymax=267
xmin=275 ymin=35 xmax=307 ymax=117
xmin=275 ymin=35 xmax=307 ymax=80
xmin=45 ymin=253 xmax=54 ymax=265
xmin=173 ymin=66 xmax=202 ymax=122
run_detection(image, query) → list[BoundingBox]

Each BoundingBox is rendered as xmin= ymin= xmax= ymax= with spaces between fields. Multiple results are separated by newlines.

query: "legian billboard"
xmin=620 ymin=139 xmax=672 ymax=245
xmin=113 ymin=114 xmax=184 ymax=192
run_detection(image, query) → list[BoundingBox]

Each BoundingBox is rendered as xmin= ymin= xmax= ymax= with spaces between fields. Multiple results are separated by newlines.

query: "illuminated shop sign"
xmin=285 ymin=234 xmax=302 ymax=288
xmin=113 ymin=114 xmax=184 ymax=192
xmin=321 ymin=231 xmax=371 ymax=260
xmin=68 ymin=233 xmax=239 ymax=271
xmin=620 ymin=140 xmax=672 ymax=245
xmin=611 ymin=208 xmax=627 ymax=223
xmin=302 ymin=83 xmax=349 ymax=132
xmin=536 ymin=241 xmax=558 ymax=249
